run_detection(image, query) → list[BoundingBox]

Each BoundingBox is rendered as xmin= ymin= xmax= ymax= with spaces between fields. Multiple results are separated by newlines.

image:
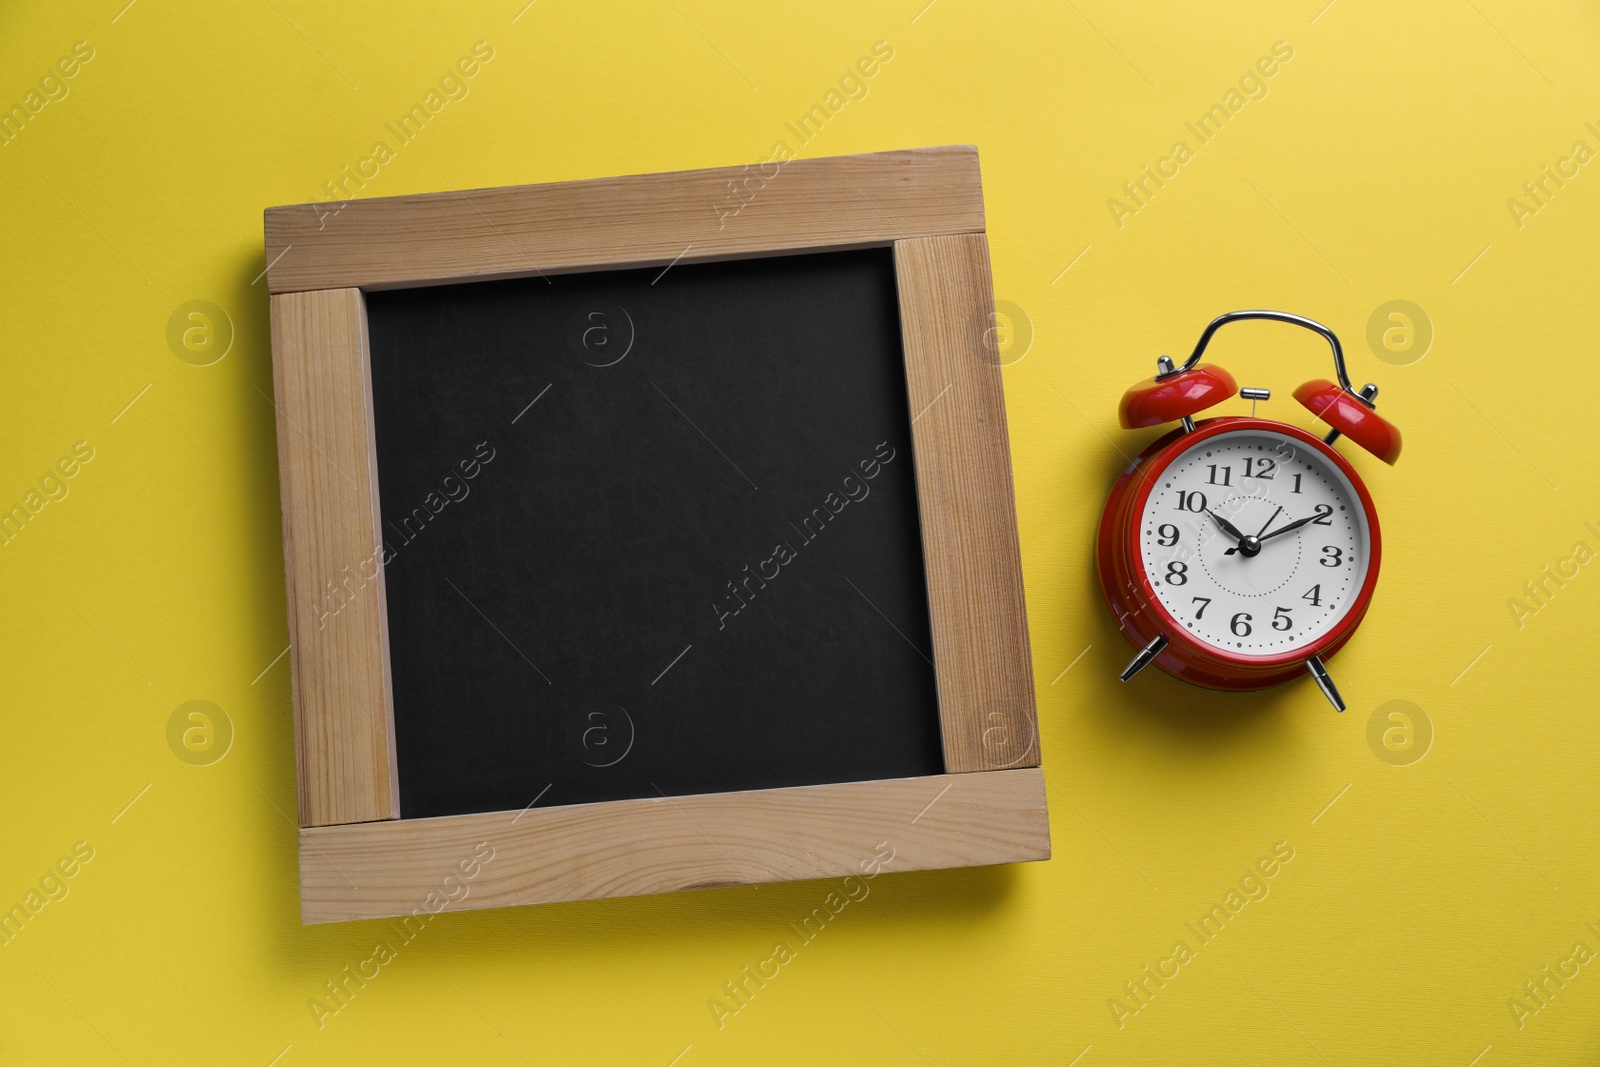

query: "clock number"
xmin=1156 ymin=523 xmax=1180 ymax=547
xmin=1230 ymin=612 xmax=1253 ymax=637
xmin=1191 ymin=596 xmax=1212 ymax=619
xmin=1175 ymin=491 xmax=1207 ymax=513
xmin=1242 ymin=457 xmax=1275 ymax=480
xmin=1271 ymin=607 xmax=1293 ymax=631
xmin=1291 ymin=472 xmax=1303 ymax=494
xmin=1164 ymin=561 xmax=1188 ymax=586
xmin=1206 ymin=464 xmax=1232 ymax=486
xmin=1320 ymin=546 xmax=1343 ymax=568
xmin=1312 ymin=503 xmax=1334 ymax=525
xmin=1302 ymin=584 xmax=1323 ymax=607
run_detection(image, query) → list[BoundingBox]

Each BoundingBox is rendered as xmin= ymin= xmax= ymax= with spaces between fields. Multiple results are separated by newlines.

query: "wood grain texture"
xmin=894 ymin=234 xmax=1040 ymax=774
xmin=299 ymin=767 xmax=1048 ymax=923
xmin=269 ymin=288 xmax=400 ymax=827
xmin=263 ymin=147 xmax=984 ymax=293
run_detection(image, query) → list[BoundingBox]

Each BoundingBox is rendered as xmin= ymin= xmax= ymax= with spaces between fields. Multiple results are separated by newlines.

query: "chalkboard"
xmin=270 ymin=150 xmax=1045 ymax=921
xmin=365 ymin=248 xmax=945 ymax=820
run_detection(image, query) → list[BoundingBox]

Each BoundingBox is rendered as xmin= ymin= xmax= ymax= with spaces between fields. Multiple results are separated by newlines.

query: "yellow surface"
xmin=2 ymin=1 xmax=1597 ymax=1062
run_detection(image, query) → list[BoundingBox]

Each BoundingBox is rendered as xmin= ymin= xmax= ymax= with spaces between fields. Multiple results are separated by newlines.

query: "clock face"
xmin=1137 ymin=428 xmax=1372 ymax=656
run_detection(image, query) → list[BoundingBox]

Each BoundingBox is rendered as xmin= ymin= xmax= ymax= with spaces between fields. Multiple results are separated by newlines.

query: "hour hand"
xmin=1258 ymin=513 xmax=1318 ymax=542
xmin=1205 ymin=508 xmax=1249 ymax=545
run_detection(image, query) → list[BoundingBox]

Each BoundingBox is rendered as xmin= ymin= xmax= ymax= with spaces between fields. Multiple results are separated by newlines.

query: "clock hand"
xmin=1205 ymin=508 xmax=1249 ymax=546
xmin=1214 ymin=503 xmax=1286 ymax=559
xmin=1257 ymin=513 xmax=1319 ymax=543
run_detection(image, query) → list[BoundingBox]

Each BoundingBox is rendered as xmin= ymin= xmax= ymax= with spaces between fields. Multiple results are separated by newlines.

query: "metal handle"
xmin=1163 ymin=310 xmax=1363 ymax=402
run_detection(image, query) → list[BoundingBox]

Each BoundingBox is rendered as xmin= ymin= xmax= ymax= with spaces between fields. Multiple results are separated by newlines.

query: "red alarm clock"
xmin=1096 ymin=310 xmax=1402 ymax=711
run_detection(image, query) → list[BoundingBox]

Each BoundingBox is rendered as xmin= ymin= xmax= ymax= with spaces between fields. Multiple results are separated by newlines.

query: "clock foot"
xmin=1306 ymin=655 xmax=1345 ymax=712
xmin=1119 ymin=635 xmax=1169 ymax=682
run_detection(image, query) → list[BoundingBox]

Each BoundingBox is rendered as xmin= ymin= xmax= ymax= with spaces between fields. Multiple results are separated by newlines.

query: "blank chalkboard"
xmin=271 ymin=150 xmax=1047 ymax=921
xmin=364 ymin=247 xmax=945 ymax=820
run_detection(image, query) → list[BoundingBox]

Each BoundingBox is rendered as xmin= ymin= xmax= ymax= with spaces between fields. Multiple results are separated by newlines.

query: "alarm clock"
xmin=1095 ymin=310 xmax=1402 ymax=711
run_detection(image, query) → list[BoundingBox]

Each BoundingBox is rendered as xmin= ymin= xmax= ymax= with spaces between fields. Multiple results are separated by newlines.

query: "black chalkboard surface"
xmin=365 ymin=247 xmax=944 ymax=820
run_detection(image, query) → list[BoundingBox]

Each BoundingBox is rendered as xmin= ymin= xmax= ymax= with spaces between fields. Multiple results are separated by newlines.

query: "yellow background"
xmin=3 ymin=0 xmax=1597 ymax=1062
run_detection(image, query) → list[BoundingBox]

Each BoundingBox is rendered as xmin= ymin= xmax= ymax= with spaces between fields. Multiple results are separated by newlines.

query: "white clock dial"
xmin=1138 ymin=429 xmax=1371 ymax=655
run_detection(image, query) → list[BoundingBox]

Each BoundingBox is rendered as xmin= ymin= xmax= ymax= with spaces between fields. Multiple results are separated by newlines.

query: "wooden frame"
xmin=265 ymin=146 xmax=1047 ymax=923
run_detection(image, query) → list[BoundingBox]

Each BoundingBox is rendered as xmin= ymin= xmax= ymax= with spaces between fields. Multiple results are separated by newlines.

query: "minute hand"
xmin=1258 ymin=514 xmax=1319 ymax=543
